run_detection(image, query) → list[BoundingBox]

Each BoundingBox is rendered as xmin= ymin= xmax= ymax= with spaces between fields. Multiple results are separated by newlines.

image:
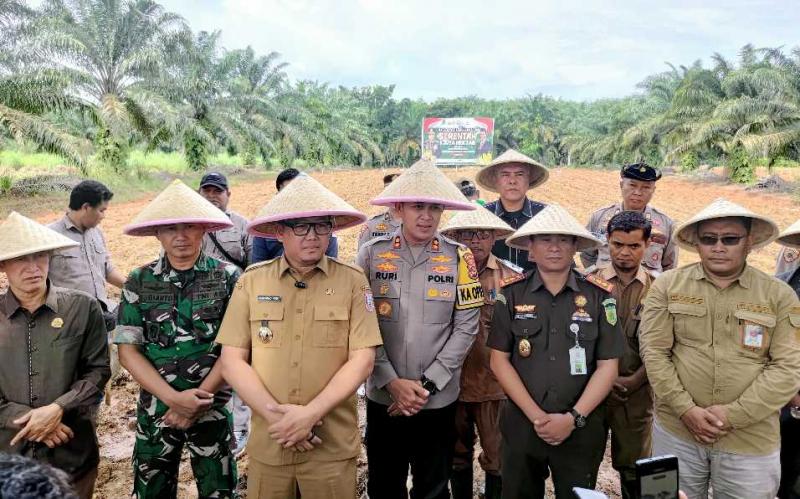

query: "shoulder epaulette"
xmin=361 ymin=232 xmax=394 ymax=250
xmin=243 ymin=258 xmax=279 ymax=274
xmin=584 ymin=272 xmax=614 ymax=293
xmin=497 ymin=258 xmax=524 ymax=274
xmin=328 ymin=256 xmax=367 ymax=273
xmin=439 ymin=234 xmax=462 ymax=248
xmin=500 ymin=270 xmax=528 ymax=288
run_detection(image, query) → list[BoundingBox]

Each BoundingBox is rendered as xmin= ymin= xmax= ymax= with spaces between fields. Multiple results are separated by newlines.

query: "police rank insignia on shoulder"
xmin=500 ymin=272 xmax=526 ymax=287
xmin=602 ymin=298 xmax=618 ymax=326
xmin=585 ymin=273 xmax=614 ymax=293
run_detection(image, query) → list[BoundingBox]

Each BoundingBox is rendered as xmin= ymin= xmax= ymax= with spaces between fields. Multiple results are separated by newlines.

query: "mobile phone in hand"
xmin=636 ymin=454 xmax=679 ymax=499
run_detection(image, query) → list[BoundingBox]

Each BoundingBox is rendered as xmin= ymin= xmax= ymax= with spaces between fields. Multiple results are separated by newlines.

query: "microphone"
xmin=294 ymin=281 xmax=307 ymax=289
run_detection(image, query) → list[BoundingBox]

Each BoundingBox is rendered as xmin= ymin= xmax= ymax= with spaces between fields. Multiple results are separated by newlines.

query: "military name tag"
xmin=257 ymin=295 xmax=281 ymax=302
xmin=514 ymin=313 xmax=537 ymax=320
xmin=569 ymin=346 xmax=587 ymax=375
xmin=258 ymin=320 xmax=273 ymax=343
xmin=518 ymin=338 xmax=532 ymax=357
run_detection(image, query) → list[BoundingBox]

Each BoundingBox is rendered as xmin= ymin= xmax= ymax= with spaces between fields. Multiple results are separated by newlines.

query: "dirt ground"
xmin=6 ymin=166 xmax=800 ymax=498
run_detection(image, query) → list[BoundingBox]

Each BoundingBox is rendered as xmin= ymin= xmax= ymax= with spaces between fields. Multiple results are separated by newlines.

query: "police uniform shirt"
xmin=357 ymin=212 xmax=401 ymax=249
xmin=581 ymin=203 xmax=677 ymax=274
xmin=200 ymin=210 xmax=252 ymax=271
xmin=487 ymin=269 xmax=624 ymax=413
xmin=356 ymin=229 xmax=483 ymax=409
xmin=483 ymin=198 xmax=546 ymax=272
xmin=215 ymin=255 xmax=383 ymax=466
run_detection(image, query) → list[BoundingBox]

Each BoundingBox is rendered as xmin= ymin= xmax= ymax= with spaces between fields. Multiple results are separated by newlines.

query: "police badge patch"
xmin=602 ymin=298 xmax=618 ymax=326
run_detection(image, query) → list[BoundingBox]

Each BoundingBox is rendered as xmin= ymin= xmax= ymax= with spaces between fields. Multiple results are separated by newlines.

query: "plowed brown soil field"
xmin=6 ymin=166 xmax=800 ymax=498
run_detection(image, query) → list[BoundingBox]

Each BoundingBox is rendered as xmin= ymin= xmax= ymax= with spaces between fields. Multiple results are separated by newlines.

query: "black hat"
xmin=200 ymin=172 xmax=229 ymax=190
xmin=621 ymin=163 xmax=662 ymax=182
xmin=455 ymin=178 xmax=477 ymax=197
xmin=383 ymin=173 xmax=400 ymax=186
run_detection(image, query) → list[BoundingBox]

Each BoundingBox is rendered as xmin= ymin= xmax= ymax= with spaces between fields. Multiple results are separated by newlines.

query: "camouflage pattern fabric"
xmin=114 ymin=254 xmax=240 ymax=498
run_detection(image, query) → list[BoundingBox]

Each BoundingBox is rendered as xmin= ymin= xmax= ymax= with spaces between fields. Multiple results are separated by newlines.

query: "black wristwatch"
xmin=421 ymin=376 xmax=439 ymax=395
xmin=569 ymin=408 xmax=586 ymax=429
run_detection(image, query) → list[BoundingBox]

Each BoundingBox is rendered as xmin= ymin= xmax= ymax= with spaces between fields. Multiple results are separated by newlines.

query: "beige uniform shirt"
xmin=48 ymin=215 xmax=116 ymax=309
xmin=640 ymin=263 xmax=800 ymax=455
xmin=357 ymin=212 xmax=401 ymax=249
xmin=215 ymin=256 xmax=382 ymax=466
xmin=201 ymin=210 xmax=252 ymax=270
xmin=581 ymin=203 xmax=677 ymax=275
xmin=356 ymin=230 xmax=483 ymax=409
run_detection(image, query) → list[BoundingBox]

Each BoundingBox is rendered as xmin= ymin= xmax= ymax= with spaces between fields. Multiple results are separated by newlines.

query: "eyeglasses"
xmin=697 ymin=234 xmax=747 ymax=246
xmin=458 ymin=230 xmax=493 ymax=241
xmin=282 ymin=221 xmax=333 ymax=237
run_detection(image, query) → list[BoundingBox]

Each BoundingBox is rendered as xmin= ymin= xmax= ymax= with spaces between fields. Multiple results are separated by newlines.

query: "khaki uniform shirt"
xmin=0 ymin=284 xmax=110 ymax=478
xmin=460 ymin=255 xmax=524 ymax=402
xmin=356 ymin=230 xmax=483 ymax=409
xmin=357 ymin=212 xmax=401 ymax=249
xmin=640 ymin=263 xmax=800 ymax=455
xmin=201 ymin=211 xmax=252 ymax=271
xmin=48 ymin=215 xmax=116 ymax=310
xmin=776 ymin=246 xmax=800 ymax=276
xmin=488 ymin=269 xmax=624 ymax=413
xmin=581 ymin=203 xmax=677 ymax=275
xmin=592 ymin=264 xmax=652 ymax=377
xmin=216 ymin=256 xmax=382 ymax=466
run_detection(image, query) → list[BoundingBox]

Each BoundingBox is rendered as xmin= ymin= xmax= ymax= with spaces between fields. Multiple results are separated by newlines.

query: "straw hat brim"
xmin=504 ymin=204 xmax=602 ymax=252
xmin=475 ymin=159 xmax=549 ymax=193
xmin=371 ymin=158 xmax=476 ymax=211
xmin=124 ymin=218 xmax=234 ymax=237
xmin=776 ymin=219 xmax=800 ymax=248
xmin=505 ymin=230 xmax=601 ymax=252
xmin=0 ymin=212 xmax=80 ymax=262
xmin=248 ymin=211 xmax=366 ymax=238
xmin=439 ymin=204 xmax=515 ymax=239
xmin=675 ymin=207 xmax=778 ymax=252
xmin=371 ymin=195 xmax=476 ymax=211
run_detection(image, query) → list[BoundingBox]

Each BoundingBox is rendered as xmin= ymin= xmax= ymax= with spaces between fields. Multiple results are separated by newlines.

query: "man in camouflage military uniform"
xmin=357 ymin=173 xmax=402 ymax=249
xmin=114 ymin=180 xmax=240 ymax=499
xmin=440 ymin=207 xmax=522 ymax=499
xmin=582 ymin=163 xmax=677 ymax=276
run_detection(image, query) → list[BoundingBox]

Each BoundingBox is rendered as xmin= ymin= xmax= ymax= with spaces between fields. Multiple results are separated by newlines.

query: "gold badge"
xmin=427 ymin=288 xmax=439 ymax=298
xmin=51 ymin=318 xmax=64 ymax=328
xmin=258 ymin=321 xmax=273 ymax=343
xmin=325 ymin=288 xmax=335 ymax=295
xmin=575 ymin=295 xmax=588 ymax=308
xmin=518 ymin=338 xmax=532 ymax=357
xmin=378 ymin=301 xmax=393 ymax=317
xmin=379 ymin=283 xmax=390 ymax=295
xmin=431 ymin=255 xmax=453 ymax=263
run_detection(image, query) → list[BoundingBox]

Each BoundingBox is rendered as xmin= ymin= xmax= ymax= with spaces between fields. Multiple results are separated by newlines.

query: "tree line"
xmin=1 ymin=0 xmax=799 ymax=181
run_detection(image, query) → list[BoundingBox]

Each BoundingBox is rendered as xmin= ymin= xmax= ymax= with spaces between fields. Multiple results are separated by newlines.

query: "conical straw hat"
xmin=777 ymin=219 xmax=800 ymax=248
xmin=0 ymin=212 xmax=79 ymax=262
xmin=371 ymin=159 xmax=475 ymax=211
xmin=505 ymin=204 xmax=602 ymax=251
xmin=475 ymin=149 xmax=549 ymax=193
xmin=674 ymin=198 xmax=778 ymax=252
xmin=124 ymin=179 xmax=233 ymax=236
xmin=440 ymin=202 xmax=515 ymax=239
xmin=248 ymin=173 xmax=366 ymax=238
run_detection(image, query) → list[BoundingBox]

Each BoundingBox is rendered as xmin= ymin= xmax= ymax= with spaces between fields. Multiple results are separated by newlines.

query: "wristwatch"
xmin=569 ymin=408 xmax=586 ymax=429
xmin=420 ymin=376 xmax=439 ymax=395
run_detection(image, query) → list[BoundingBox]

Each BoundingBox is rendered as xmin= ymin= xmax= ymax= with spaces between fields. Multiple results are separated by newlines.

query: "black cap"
xmin=455 ymin=178 xmax=477 ymax=196
xmin=200 ymin=172 xmax=229 ymax=190
xmin=621 ymin=163 xmax=662 ymax=182
xmin=383 ymin=173 xmax=400 ymax=186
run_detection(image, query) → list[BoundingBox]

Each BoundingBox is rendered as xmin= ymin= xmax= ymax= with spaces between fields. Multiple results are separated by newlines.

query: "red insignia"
xmin=463 ymin=250 xmax=478 ymax=280
xmin=500 ymin=273 xmax=526 ymax=287
xmin=393 ymin=236 xmax=401 ymax=249
xmin=431 ymin=238 xmax=440 ymax=252
xmin=585 ymin=273 xmax=614 ymax=293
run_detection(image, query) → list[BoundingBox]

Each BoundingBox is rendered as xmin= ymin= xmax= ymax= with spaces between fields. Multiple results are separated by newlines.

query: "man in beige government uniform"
xmin=440 ymin=205 xmax=523 ymax=499
xmin=357 ymin=159 xmax=483 ymax=499
xmin=217 ymin=173 xmax=382 ymax=499
xmin=582 ymin=163 xmax=677 ymax=275
xmin=640 ymin=198 xmax=800 ymax=499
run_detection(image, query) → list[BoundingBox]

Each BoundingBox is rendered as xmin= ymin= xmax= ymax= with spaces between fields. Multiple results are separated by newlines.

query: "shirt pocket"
xmin=50 ymin=247 xmax=81 ymax=273
xmin=511 ymin=322 xmax=543 ymax=360
xmin=250 ymin=302 xmax=284 ymax=348
xmin=667 ymin=302 xmax=708 ymax=346
xmin=143 ymin=308 xmax=174 ymax=347
xmin=313 ymin=305 xmax=350 ymax=347
xmin=423 ymin=290 xmax=455 ymax=324
xmin=191 ymin=301 xmax=223 ymax=342
xmin=733 ymin=309 xmax=775 ymax=360
xmin=374 ymin=281 xmax=400 ymax=323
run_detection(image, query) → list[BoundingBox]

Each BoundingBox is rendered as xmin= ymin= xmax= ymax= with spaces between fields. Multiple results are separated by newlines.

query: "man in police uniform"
xmin=357 ymin=159 xmax=482 ymax=499
xmin=114 ymin=180 xmax=240 ymax=498
xmin=440 ymin=207 xmax=522 ymax=499
xmin=640 ymin=198 xmax=800 ymax=499
xmin=357 ymin=173 xmax=402 ymax=249
xmin=217 ymin=173 xmax=382 ymax=498
xmin=582 ymin=162 xmax=677 ymax=276
xmin=475 ymin=149 xmax=549 ymax=272
xmin=588 ymin=211 xmax=654 ymax=499
xmin=488 ymin=204 xmax=623 ymax=499
xmin=198 ymin=172 xmax=252 ymax=272
xmin=775 ymin=221 xmax=800 ymax=499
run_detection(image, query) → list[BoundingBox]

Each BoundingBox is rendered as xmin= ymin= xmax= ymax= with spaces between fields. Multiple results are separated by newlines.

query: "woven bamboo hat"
xmin=475 ymin=149 xmax=549 ymax=193
xmin=0 ymin=212 xmax=79 ymax=262
xmin=370 ymin=158 xmax=475 ymax=211
xmin=123 ymin=179 xmax=233 ymax=236
xmin=440 ymin=202 xmax=514 ymax=239
xmin=505 ymin=204 xmax=602 ymax=251
xmin=248 ymin=172 xmax=366 ymax=238
xmin=675 ymin=198 xmax=778 ymax=252
xmin=777 ymin=219 xmax=800 ymax=248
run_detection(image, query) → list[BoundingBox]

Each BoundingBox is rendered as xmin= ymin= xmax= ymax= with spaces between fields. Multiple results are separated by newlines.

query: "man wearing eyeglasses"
xmin=581 ymin=163 xmax=676 ymax=276
xmin=440 ymin=208 xmax=522 ymax=499
xmin=640 ymin=198 xmax=800 ymax=499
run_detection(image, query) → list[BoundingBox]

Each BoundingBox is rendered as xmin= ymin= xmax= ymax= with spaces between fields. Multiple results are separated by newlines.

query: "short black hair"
xmin=276 ymin=168 xmax=300 ymax=191
xmin=0 ymin=453 xmax=77 ymax=499
xmin=68 ymin=180 xmax=113 ymax=210
xmin=606 ymin=211 xmax=652 ymax=241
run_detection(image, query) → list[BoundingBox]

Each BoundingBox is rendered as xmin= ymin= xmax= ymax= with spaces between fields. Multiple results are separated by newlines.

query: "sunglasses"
xmin=282 ymin=221 xmax=333 ymax=237
xmin=458 ymin=230 xmax=493 ymax=241
xmin=697 ymin=235 xmax=747 ymax=246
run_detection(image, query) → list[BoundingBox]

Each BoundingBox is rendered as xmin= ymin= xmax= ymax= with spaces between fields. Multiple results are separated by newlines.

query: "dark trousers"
xmin=501 ymin=403 xmax=606 ymax=499
xmin=780 ymin=409 xmax=800 ymax=499
xmin=366 ymin=399 xmax=457 ymax=499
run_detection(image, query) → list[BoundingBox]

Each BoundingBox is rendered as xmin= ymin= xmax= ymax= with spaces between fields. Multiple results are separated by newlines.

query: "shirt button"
xmin=31 ymin=395 xmax=38 ymax=402
xmin=551 ymin=302 xmax=556 ymax=307
xmin=549 ymin=356 xmax=556 ymax=361
xmin=292 ymin=361 xmax=299 ymax=367
xmin=294 ymin=335 xmax=301 ymax=340
xmin=291 ymin=389 xmax=298 ymax=395
xmin=296 ymin=308 xmax=302 ymax=314
xmin=550 ymin=328 xmax=557 ymax=335
xmin=716 ymin=313 xmax=723 ymax=320
xmin=714 ymin=389 xmax=721 ymax=394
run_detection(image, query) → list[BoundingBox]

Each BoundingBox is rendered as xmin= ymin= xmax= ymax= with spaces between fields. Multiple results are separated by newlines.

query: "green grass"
xmin=0 ymin=150 xmax=67 ymax=170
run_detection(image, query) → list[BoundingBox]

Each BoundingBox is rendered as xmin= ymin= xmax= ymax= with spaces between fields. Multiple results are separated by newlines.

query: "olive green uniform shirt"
xmin=640 ymin=263 xmax=800 ymax=455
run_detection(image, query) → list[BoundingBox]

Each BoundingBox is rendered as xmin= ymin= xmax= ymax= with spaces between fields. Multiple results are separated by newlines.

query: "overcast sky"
xmin=48 ymin=0 xmax=800 ymax=101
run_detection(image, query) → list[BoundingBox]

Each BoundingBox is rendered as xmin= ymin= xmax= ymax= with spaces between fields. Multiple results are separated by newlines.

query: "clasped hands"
xmin=11 ymin=403 xmax=73 ymax=449
xmin=386 ymin=378 xmax=430 ymax=417
xmin=532 ymin=412 xmax=575 ymax=446
xmin=680 ymin=405 xmax=730 ymax=445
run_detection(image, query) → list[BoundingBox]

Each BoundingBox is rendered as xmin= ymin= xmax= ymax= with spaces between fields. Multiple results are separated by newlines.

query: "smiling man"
xmin=640 ymin=198 xmax=800 ymax=499
xmin=476 ymin=149 xmax=550 ymax=272
xmin=582 ymin=163 xmax=676 ymax=276
xmin=357 ymin=159 xmax=482 ymax=499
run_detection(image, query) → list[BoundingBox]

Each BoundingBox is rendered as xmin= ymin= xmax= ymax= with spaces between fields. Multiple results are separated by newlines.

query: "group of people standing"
xmin=1 ymin=147 xmax=800 ymax=499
